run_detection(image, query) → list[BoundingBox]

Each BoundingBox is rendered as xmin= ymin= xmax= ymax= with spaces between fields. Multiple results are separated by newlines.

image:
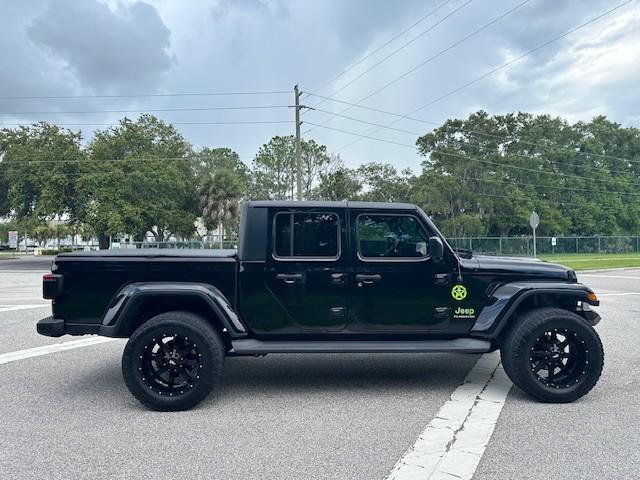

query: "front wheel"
xmin=500 ymin=307 xmax=604 ymax=403
xmin=122 ymin=311 xmax=224 ymax=411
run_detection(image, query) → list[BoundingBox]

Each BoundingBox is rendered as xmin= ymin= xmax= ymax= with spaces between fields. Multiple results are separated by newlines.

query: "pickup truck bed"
xmin=48 ymin=249 xmax=238 ymax=335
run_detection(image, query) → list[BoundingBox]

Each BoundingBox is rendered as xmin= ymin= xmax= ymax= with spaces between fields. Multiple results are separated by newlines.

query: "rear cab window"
xmin=272 ymin=211 xmax=341 ymax=260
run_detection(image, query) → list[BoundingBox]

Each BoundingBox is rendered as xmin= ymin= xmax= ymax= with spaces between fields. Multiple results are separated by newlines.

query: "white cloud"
xmin=0 ymin=0 xmax=637 ymax=170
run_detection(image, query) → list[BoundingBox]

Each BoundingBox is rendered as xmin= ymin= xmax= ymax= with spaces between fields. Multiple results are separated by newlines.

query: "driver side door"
xmin=348 ymin=210 xmax=451 ymax=333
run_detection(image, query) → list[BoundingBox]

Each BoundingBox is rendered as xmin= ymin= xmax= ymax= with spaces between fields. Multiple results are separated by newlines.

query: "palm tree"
xmin=198 ymin=170 xmax=243 ymax=249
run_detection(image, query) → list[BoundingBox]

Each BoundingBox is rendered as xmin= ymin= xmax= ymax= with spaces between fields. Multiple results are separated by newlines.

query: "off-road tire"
xmin=500 ymin=307 xmax=603 ymax=403
xmin=122 ymin=311 xmax=224 ymax=411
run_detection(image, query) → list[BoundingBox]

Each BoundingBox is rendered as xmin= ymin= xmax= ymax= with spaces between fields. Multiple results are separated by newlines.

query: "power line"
xmin=309 ymin=103 xmax=640 ymax=179
xmin=411 ymin=0 xmax=635 ymax=113
xmin=0 ymin=155 xmax=253 ymax=167
xmin=306 ymin=92 xmax=640 ymax=172
xmin=0 ymin=120 xmax=292 ymax=127
xmin=303 ymin=122 xmax=416 ymax=148
xmin=309 ymin=0 xmax=455 ymax=94
xmin=427 ymin=151 xmax=640 ymax=197
xmin=450 ymin=145 xmax=640 ymax=187
xmin=456 ymin=173 xmax=640 ymax=198
xmin=0 ymin=105 xmax=291 ymax=116
xmin=429 ymin=147 xmax=640 ymax=188
xmin=308 ymin=0 xmax=475 ymax=110
xmin=4 ymin=148 xmax=640 ymax=202
xmin=443 ymin=184 xmax=625 ymax=210
xmin=311 ymin=108 xmax=422 ymax=135
xmin=334 ymin=0 xmax=634 ymax=152
xmin=295 ymin=123 xmax=640 ymax=197
xmin=304 ymin=0 xmax=529 ymax=134
xmin=0 ymin=90 xmax=290 ymax=100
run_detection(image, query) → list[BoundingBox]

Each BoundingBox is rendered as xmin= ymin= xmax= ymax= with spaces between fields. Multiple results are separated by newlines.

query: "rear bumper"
xmin=36 ymin=316 xmax=65 ymax=337
xmin=37 ymin=316 xmax=101 ymax=337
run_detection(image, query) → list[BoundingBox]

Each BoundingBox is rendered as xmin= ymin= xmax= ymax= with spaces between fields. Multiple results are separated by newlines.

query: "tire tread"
xmin=122 ymin=311 xmax=224 ymax=411
xmin=500 ymin=307 xmax=604 ymax=403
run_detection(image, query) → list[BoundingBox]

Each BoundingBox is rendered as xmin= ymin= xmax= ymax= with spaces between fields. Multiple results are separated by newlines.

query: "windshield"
xmin=415 ymin=206 xmax=471 ymax=258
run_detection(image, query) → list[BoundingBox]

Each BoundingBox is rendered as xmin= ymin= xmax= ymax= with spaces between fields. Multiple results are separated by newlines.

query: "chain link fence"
xmin=447 ymin=236 xmax=640 ymax=256
xmin=18 ymin=235 xmax=640 ymax=256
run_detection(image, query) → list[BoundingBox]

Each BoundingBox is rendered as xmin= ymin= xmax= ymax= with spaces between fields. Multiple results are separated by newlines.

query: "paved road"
xmin=475 ymin=270 xmax=640 ymax=480
xmin=0 ymin=263 xmax=638 ymax=479
xmin=0 ymin=255 xmax=54 ymax=271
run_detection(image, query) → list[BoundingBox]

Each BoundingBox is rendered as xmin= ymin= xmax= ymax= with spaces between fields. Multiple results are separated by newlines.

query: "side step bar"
xmin=230 ymin=338 xmax=491 ymax=355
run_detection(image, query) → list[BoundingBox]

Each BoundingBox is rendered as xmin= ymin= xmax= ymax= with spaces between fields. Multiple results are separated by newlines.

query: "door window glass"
xmin=357 ymin=214 xmax=428 ymax=259
xmin=274 ymin=213 xmax=292 ymax=257
xmin=274 ymin=212 xmax=340 ymax=258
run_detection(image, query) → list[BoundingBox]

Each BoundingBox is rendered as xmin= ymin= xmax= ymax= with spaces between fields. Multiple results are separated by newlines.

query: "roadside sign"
xmin=8 ymin=231 xmax=18 ymax=249
xmin=529 ymin=211 xmax=540 ymax=229
xmin=530 ymin=211 xmax=539 ymax=258
xmin=551 ymin=237 xmax=557 ymax=246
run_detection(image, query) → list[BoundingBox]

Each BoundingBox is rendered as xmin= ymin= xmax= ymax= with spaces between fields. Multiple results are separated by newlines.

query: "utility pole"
xmin=294 ymin=84 xmax=302 ymax=201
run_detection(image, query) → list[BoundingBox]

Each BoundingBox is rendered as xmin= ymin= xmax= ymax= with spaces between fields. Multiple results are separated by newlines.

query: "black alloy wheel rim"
xmin=139 ymin=334 xmax=202 ymax=396
xmin=529 ymin=328 xmax=589 ymax=389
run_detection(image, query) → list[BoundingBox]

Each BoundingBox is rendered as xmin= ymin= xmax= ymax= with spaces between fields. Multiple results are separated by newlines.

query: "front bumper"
xmin=36 ymin=316 xmax=101 ymax=337
xmin=581 ymin=310 xmax=601 ymax=326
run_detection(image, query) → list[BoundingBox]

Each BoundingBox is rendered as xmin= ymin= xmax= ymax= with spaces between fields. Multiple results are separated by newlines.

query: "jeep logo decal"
xmin=451 ymin=284 xmax=467 ymax=301
xmin=453 ymin=306 xmax=476 ymax=319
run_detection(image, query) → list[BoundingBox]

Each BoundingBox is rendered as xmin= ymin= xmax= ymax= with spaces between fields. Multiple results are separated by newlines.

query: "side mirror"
xmin=429 ymin=236 xmax=444 ymax=263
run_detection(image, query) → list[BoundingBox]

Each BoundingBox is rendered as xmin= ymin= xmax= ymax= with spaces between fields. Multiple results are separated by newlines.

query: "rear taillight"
xmin=43 ymin=274 xmax=63 ymax=299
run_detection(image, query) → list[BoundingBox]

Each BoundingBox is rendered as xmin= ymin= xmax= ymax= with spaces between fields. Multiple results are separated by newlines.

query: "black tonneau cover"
xmin=56 ymin=249 xmax=238 ymax=259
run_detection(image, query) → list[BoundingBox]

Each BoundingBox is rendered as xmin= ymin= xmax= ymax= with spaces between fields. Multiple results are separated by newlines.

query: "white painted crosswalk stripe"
xmin=386 ymin=352 xmax=511 ymax=480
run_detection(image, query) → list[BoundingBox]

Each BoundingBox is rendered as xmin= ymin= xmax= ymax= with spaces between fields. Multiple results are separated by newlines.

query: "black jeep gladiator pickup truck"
xmin=38 ymin=201 xmax=604 ymax=411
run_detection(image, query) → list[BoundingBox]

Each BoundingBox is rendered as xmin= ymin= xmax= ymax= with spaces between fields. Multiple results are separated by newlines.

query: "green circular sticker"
xmin=451 ymin=284 xmax=467 ymax=301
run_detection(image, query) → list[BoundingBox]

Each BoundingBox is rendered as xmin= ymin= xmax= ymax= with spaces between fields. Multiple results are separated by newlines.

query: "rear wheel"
xmin=122 ymin=311 xmax=224 ymax=411
xmin=500 ymin=307 xmax=603 ymax=403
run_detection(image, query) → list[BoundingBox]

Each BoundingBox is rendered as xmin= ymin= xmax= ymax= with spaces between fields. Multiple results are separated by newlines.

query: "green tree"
xmin=300 ymin=140 xmax=333 ymax=199
xmin=0 ymin=123 xmax=84 ymax=223
xmin=194 ymin=147 xmax=250 ymax=193
xmin=317 ymin=167 xmax=362 ymax=200
xmin=251 ymin=136 xmax=335 ymax=200
xmin=252 ymin=135 xmax=295 ymax=200
xmin=199 ymin=170 xmax=243 ymax=248
xmin=77 ymin=115 xmax=198 ymax=248
xmin=439 ymin=213 xmax=486 ymax=238
xmin=357 ymin=162 xmax=415 ymax=202
xmin=416 ymin=110 xmax=640 ymax=237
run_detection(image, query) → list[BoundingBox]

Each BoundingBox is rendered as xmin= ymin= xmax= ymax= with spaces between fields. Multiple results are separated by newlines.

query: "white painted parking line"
xmin=0 ymin=304 xmax=50 ymax=313
xmin=0 ymin=337 xmax=117 ymax=365
xmin=598 ymin=292 xmax=640 ymax=296
xmin=580 ymin=274 xmax=640 ymax=280
xmin=386 ymin=352 xmax=511 ymax=480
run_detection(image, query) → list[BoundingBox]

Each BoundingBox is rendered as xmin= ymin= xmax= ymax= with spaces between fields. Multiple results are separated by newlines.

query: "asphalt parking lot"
xmin=0 ymin=257 xmax=638 ymax=479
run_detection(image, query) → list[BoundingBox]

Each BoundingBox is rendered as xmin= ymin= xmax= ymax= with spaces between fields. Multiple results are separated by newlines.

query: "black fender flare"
xmin=470 ymin=282 xmax=599 ymax=339
xmin=98 ymin=282 xmax=248 ymax=338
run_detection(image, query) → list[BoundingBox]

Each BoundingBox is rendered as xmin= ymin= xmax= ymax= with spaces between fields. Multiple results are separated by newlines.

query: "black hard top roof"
xmin=247 ymin=200 xmax=417 ymax=210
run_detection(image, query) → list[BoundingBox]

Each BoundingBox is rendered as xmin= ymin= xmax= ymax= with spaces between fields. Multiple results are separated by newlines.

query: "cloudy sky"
xmin=1 ymin=0 xmax=638 ymax=170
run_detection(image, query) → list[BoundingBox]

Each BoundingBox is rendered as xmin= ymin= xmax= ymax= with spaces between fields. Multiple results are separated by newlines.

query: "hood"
xmin=464 ymin=255 xmax=574 ymax=281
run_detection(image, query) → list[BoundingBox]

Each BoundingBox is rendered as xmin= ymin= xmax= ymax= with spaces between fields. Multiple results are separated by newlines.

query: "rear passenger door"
xmin=265 ymin=208 xmax=349 ymax=332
